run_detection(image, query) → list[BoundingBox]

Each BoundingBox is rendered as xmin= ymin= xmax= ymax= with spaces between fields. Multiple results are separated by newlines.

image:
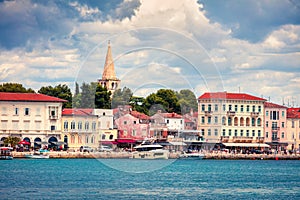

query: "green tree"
xmin=0 ymin=83 xmax=35 ymax=93
xmin=176 ymin=89 xmax=198 ymax=114
xmin=111 ymin=87 xmax=133 ymax=108
xmin=144 ymin=93 xmax=168 ymax=115
xmin=38 ymin=84 xmax=72 ymax=108
xmin=4 ymin=136 xmax=20 ymax=147
xmin=129 ymin=96 xmax=148 ymax=114
xmin=156 ymin=89 xmax=181 ymax=113
xmin=80 ymin=82 xmax=96 ymax=108
xmin=95 ymin=84 xmax=111 ymax=109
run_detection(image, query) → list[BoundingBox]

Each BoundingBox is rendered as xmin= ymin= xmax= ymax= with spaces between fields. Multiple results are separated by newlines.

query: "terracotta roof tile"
xmin=287 ymin=108 xmax=300 ymax=119
xmin=264 ymin=102 xmax=287 ymax=109
xmin=0 ymin=92 xmax=67 ymax=102
xmin=199 ymin=92 xmax=266 ymax=101
xmin=62 ymin=108 xmax=94 ymax=116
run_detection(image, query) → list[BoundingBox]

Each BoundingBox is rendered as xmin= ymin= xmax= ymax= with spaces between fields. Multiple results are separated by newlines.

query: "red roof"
xmin=161 ymin=112 xmax=182 ymax=118
xmin=0 ymin=92 xmax=67 ymax=102
xmin=264 ymin=102 xmax=287 ymax=109
xmin=62 ymin=108 xmax=94 ymax=116
xmin=199 ymin=92 xmax=266 ymax=101
xmin=130 ymin=110 xmax=150 ymax=120
xmin=287 ymin=108 xmax=300 ymax=119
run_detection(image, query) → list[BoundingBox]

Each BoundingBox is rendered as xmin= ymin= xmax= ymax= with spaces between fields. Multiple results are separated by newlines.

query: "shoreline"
xmin=11 ymin=151 xmax=300 ymax=160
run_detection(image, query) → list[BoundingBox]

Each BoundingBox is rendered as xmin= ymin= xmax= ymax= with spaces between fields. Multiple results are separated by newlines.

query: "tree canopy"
xmin=111 ymin=87 xmax=133 ymax=108
xmin=38 ymin=84 xmax=72 ymax=108
xmin=0 ymin=83 xmax=35 ymax=93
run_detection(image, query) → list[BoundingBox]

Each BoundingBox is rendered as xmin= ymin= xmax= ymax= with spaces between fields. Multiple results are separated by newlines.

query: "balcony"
xmin=227 ymin=111 xmax=236 ymax=116
xmin=204 ymin=111 xmax=213 ymax=116
xmin=49 ymin=115 xmax=58 ymax=120
xmin=233 ymin=136 xmax=253 ymax=143
xmin=256 ymin=137 xmax=264 ymax=143
xmin=272 ymin=137 xmax=280 ymax=142
xmin=271 ymin=127 xmax=280 ymax=131
xmin=220 ymin=136 xmax=229 ymax=142
xmin=251 ymin=112 xmax=259 ymax=117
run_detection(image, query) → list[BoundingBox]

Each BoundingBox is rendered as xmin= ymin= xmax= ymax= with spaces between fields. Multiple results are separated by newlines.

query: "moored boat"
xmin=0 ymin=147 xmax=13 ymax=160
xmin=131 ymin=144 xmax=169 ymax=159
xmin=25 ymin=149 xmax=50 ymax=159
xmin=179 ymin=151 xmax=205 ymax=159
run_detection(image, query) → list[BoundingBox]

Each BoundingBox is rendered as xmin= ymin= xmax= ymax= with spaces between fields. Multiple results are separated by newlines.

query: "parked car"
xmin=98 ymin=146 xmax=113 ymax=152
xmin=80 ymin=146 xmax=93 ymax=152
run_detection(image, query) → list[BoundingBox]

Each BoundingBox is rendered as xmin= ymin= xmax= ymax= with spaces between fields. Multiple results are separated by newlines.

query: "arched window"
xmin=234 ymin=117 xmax=238 ymax=126
xmin=228 ymin=117 xmax=232 ymax=126
xmin=86 ymin=135 xmax=89 ymax=143
xmin=257 ymin=118 xmax=261 ymax=126
xmin=240 ymin=117 xmax=244 ymax=126
xmin=64 ymin=121 xmax=68 ymax=130
xmin=251 ymin=118 xmax=256 ymax=126
xmin=85 ymin=122 xmax=89 ymax=130
xmin=71 ymin=135 xmax=75 ymax=143
xmin=71 ymin=121 xmax=76 ymax=130
xmin=222 ymin=116 xmax=226 ymax=125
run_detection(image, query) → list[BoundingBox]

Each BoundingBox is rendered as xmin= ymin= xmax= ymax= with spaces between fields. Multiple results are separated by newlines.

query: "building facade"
xmin=0 ymin=92 xmax=65 ymax=149
xmin=198 ymin=92 xmax=266 ymax=146
xmin=287 ymin=108 xmax=300 ymax=151
xmin=264 ymin=102 xmax=288 ymax=151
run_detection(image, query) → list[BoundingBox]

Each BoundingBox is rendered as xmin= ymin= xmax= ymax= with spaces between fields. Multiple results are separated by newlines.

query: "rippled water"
xmin=0 ymin=159 xmax=299 ymax=199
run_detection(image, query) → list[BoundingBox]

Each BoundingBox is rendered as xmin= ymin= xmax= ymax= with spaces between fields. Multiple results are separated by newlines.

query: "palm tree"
xmin=4 ymin=136 xmax=21 ymax=147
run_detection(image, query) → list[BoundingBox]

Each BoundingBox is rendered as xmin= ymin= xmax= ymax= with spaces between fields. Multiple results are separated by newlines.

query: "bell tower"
xmin=98 ymin=41 xmax=120 ymax=95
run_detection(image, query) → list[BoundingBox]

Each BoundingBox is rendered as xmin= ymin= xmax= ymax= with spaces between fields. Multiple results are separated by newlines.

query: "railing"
xmin=272 ymin=137 xmax=280 ymax=142
xmin=251 ymin=112 xmax=260 ymax=117
xmin=227 ymin=111 xmax=236 ymax=116
xmin=272 ymin=127 xmax=280 ymax=131
xmin=204 ymin=111 xmax=213 ymax=116
xmin=49 ymin=115 xmax=58 ymax=120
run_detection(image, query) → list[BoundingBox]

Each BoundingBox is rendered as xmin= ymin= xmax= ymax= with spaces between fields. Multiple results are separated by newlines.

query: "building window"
xmin=258 ymin=106 xmax=261 ymax=113
xmin=201 ymin=129 xmax=205 ymax=136
xmin=222 ymin=116 xmax=226 ymax=125
xmin=71 ymin=121 xmax=75 ymax=130
xmin=252 ymin=130 xmax=255 ymax=137
xmin=201 ymin=104 xmax=205 ymax=111
xmin=228 ymin=129 xmax=232 ymax=136
xmin=240 ymin=105 xmax=244 ymax=112
xmin=222 ymin=129 xmax=225 ymax=136
xmin=234 ymin=105 xmax=238 ymax=112
xmin=208 ymin=117 xmax=211 ymax=124
xmin=86 ymin=136 xmax=89 ymax=143
xmin=103 ymin=112 xmax=106 ymax=116
xmin=251 ymin=118 xmax=255 ymax=126
xmin=266 ymin=132 xmax=268 ymax=138
xmin=234 ymin=130 xmax=237 ymax=137
xmin=292 ymin=120 xmax=295 ymax=128
xmin=282 ymin=122 xmax=285 ymax=128
xmin=257 ymin=118 xmax=261 ymax=126
xmin=92 ymin=122 xmax=96 ymax=130
xmin=109 ymin=135 xmax=113 ymax=140
xmin=208 ymin=129 xmax=211 ymax=136
xmin=78 ymin=121 xmax=82 ymax=130
xmin=102 ymin=134 xmax=106 ymax=140
xmin=15 ymin=108 xmax=19 ymax=115
xmin=133 ymin=121 xmax=137 ymax=124
xmin=85 ymin=122 xmax=89 ymax=130
xmin=246 ymin=130 xmax=249 ymax=137
xmin=208 ymin=104 xmax=211 ymax=111
xmin=166 ymin=120 xmax=169 ymax=124
xmin=266 ymin=111 xmax=269 ymax=116
xmin=282 ymin=111 xmax=284 ymax=117
xmin=281 ymin=132 xmax=284 ymax=139
xmin=64 ymin=121 xmax=68 ymax=130
xmin=258 ymin=130 xmax=261 ymax=137
xmin=266 ymin=121 xmax=268 ymax=128
xmin=214 ymin=104 xmax=218 ymax=111
xmin=78 ymin=136 xmax=82 ymax=143
xmin=246 ymin=105 xmax=250 ymax=112
xmin=214 ymin=129 xmax=218 ymax=136
xmin=124 ymin=121 xmax=127 ymax=125
xmin=229 ymin=105 xmax=232 ymax=111
xmin=252 ymin=105 xmax=255 ymax=112
xmin=91 ymin=136 xmax=94 ymax=144
xmin=201 ymin=116 xmax=205 ymax=124
xmin=51 ymin=125 xmax=55 ymax=131
xmin=228 ymin=117 xmax=232 ymax=126
xmin=71 ymin=135 xmax=75 ymax=143
xmin=24 ymin=108 xmax=30 ymax=115
xmin=214 ymin=116 xmax=218 ymax=124
xmin=222 ymin=104 xmax=226 ymax=111
xmin=240 ymin=130 xmax=244 ymax=137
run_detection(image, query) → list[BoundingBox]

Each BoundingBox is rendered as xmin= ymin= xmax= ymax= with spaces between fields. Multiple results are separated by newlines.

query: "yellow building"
xmin=287 ymin=108 xmax=300 ymax=151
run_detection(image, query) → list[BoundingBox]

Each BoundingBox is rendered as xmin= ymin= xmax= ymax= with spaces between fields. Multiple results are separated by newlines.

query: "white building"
xmin=198 ymin=92 xmax=267 ymax=147
xmin=0 ymin=92 xmax=65 ymax=148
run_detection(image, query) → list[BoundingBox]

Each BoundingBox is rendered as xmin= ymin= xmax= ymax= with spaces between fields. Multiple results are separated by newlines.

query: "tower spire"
xmin=98 ymin=41 xmax=120 ymax=96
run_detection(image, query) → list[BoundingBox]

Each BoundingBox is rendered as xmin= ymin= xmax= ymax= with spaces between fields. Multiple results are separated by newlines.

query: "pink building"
xmin=264 ymin=102 xmax=288 ymax=151
xmin=114 ymin=111 xmax=150 ymax=141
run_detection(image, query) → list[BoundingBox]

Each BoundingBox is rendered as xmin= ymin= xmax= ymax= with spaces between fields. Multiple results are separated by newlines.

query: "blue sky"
xmin=0 ymin=0 xmax=299 ymax=106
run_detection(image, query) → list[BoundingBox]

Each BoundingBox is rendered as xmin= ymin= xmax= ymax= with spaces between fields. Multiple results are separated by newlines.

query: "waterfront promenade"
xmin=12 ymin=151 xmax=300 ymax=160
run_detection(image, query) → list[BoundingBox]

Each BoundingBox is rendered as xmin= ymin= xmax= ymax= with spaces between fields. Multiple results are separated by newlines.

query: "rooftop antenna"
xmin=282 ymin=97 xmax=285 ymax=106
xmin=238 ymin=86 xmax=240 ymax=93
xmin=268 ymin=96 xmax=271 ymax=102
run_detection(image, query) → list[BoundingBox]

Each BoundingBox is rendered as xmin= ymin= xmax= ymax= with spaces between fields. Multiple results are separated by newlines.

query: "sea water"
xmin=0 ymin=159 xmax=299 ymax=199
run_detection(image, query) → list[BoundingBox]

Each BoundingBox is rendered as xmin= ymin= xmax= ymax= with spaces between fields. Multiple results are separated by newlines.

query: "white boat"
xmin=0 ymin=147 xmax=13 ymax=160
xmin=132 ymin=144 xmax=169 ymax=159
xmin=25 ymin=150 xmax=50 ymax=159
xmin=179 ymin=151 xmax=205 ymax=159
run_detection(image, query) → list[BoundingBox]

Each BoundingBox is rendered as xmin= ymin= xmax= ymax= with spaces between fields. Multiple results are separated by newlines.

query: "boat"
xmin=25 ymin=154 xmax=49 ymax=159
xmin=179 ymin=151 xmax=205 ymax=159
xmin=0 ymin=147 xmax=13 ymax=160
xmin=131 ymin=144 xmax=169 ymax=159
xmin=25 ymin=149 xmax=50 ymax=159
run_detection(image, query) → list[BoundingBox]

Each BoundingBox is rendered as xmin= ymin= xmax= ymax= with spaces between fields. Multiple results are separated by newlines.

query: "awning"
xmin=116 ymin=139 xmax=136 ymax=144
xmin=169 ymin=141 xmax=187 ymax=146
xmin=51 ymin=141 xmax=67 ymax=145
xmin=223 ymin=143 xmax=270 ymax=148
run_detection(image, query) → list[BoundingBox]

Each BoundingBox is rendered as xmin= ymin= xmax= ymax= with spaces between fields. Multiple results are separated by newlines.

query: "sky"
xmin=0 ymin=0 xmax=300 ymax=106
